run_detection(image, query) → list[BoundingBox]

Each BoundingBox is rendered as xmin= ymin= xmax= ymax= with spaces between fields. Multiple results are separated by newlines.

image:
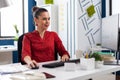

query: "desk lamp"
xmin=0 ymin=0 xmax=12 ymax=8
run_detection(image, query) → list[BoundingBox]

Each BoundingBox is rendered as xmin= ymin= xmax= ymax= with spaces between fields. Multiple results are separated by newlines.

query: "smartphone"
xmin=42 ymin=72 xmax=55 ymax=78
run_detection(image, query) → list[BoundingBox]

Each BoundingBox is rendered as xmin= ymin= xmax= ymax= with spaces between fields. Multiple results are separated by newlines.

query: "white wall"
xmin=77 ymin=0 xmax=101 ymax=52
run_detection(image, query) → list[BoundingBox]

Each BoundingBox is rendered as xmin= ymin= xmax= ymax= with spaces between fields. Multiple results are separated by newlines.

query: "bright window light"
xmin=112 ymin=0 xmax=120 ymax=15
xmin=0 ymin=0 xmax=23 ymax=38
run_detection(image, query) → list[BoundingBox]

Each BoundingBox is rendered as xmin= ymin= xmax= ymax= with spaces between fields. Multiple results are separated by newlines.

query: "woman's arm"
xmin=54 ymin=32 xmax=70 ymax=61
xmin=24 ymin=56 xmax=38 ymax=68
xmin=22 ymin=35 xmax=38 ymax=68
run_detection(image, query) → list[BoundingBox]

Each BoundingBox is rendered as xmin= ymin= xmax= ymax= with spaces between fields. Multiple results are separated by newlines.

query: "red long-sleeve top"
xmin=22 ymin=30 xmax=69 ymax=63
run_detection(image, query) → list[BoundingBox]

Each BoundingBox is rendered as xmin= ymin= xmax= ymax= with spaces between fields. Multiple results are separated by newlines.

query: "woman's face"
xmin=35 ymin=12 xmax=50 ymax=31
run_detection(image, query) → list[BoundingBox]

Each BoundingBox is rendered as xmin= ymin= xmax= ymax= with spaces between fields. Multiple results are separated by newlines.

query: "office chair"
xmin=18 ymin=34 xmax=26 ymax=65
xmin=17 ymin=33 xmax=58 ymax=65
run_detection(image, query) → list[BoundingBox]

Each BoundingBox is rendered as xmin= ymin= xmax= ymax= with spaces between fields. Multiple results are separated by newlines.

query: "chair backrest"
xmin=18 ymin=34 xmax=58 ymax=64
xmin=54 ymin=45 xmax=58 ymax=60
xmin=18 ymin=34 xmax=26 ymax=64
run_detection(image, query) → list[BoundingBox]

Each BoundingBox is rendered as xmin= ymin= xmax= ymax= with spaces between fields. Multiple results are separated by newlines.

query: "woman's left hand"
xmin=61 ymin=54 xmax=70 ymax=61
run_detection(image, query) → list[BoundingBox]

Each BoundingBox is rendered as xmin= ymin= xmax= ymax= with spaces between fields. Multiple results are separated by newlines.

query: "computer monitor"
xmin=102 ymin=14 xmax=120 ymax=65
xmin=101 ymin=14 xmax=120 ymax=51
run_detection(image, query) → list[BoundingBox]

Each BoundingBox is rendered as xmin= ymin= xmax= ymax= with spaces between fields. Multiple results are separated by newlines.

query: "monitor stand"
xmin=104 ymin=61 xmax=119 ymax=65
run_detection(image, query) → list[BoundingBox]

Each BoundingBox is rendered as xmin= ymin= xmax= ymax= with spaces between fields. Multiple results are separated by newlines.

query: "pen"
xmin=85 ymin=53 xmax=89 ymax=58
xmin=0 ymin=71 xmax=22 ymax=75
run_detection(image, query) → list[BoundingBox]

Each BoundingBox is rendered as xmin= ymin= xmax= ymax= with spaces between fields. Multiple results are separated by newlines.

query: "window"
xmin=0 ymin=0 xmax=25 ymax=38
xmin=110 ymin=0 xmax=120 ymax=15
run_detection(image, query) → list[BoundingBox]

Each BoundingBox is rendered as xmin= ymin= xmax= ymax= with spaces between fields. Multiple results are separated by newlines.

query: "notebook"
xmin=0 ymin=63 xmax=30 ymax=75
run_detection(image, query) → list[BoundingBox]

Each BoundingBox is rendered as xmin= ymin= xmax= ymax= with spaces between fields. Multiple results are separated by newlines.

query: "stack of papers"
xmin=0 ymin=63 xmax=30 ymax=75
xmin=98 ymin=52 xmax=115 ymax=61
xmin=10 ymin=72 xmax=46 ymax=80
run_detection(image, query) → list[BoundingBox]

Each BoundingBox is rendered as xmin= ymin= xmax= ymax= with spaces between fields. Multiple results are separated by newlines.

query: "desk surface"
xmin=39 ymin=63 xmax=120 ymax=80
xmin=0 ymin=62 xmax=120 ymax=80
xmin=0 ymin=45 xmax=17 ymax=52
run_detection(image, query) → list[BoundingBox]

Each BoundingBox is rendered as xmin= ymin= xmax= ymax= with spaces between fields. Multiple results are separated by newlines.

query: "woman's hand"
xmin=24 ymin=56 xmax=39 ymax=68
xmin=27 ymin=60 xmax=39 ymax=69
xmin=61 ymin=54 xmax=70 ymax=61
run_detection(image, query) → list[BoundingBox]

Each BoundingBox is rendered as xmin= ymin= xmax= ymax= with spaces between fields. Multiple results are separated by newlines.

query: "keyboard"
xmin=42 ymin=59 xmax=80 ymax=68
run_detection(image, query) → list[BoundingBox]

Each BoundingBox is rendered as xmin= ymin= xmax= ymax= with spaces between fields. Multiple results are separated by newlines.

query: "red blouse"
xmin=22 ymin=30 xmax=69 ymax=62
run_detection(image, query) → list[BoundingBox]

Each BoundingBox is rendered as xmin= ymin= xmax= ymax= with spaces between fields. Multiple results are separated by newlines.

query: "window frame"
xmin=0 ymin=0 xmax=25 ymax=39
xmin=109 ymin=0 xmax=112 ymax=15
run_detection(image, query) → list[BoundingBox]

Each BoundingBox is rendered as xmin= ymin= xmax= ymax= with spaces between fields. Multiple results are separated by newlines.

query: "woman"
xmin=22 ymin=6 xmax=70 ymax=68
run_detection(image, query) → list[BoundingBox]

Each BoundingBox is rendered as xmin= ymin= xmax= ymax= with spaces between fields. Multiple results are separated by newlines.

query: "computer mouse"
xmin=31 ymin=66 xmax=39 ymax=69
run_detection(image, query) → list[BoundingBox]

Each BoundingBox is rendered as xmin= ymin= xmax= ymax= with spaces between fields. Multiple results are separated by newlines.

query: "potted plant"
xmin=90 ymin=52 xmax=103 ymax=68
xmin=13 ymin=24 xmax=19 ymax=46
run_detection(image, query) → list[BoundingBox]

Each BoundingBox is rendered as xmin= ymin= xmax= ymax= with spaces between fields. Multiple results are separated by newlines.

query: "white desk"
xmin=0 ymin=45 xmax=17 ymax=65
xmin=0 ymin=62 xmax=120 ymax=80
xmin=0 ymin=45 xmax=17 ymax=52
xmin=39 ymin=63 xmax=120 ymax=80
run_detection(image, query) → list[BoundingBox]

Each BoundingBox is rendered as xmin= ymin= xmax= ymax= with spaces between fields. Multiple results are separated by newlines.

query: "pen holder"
xmin=80 ymin=58 xmax=95 ymax=70
xmin=64 ymin=62 xmax=76 ymax=71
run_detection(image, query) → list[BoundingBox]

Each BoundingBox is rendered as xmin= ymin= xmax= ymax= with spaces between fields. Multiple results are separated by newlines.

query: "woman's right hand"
xmin=27 ymin=60 xmax=39 ymax=68
xmin=24 ymin=56 xmax=39 ymax=69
